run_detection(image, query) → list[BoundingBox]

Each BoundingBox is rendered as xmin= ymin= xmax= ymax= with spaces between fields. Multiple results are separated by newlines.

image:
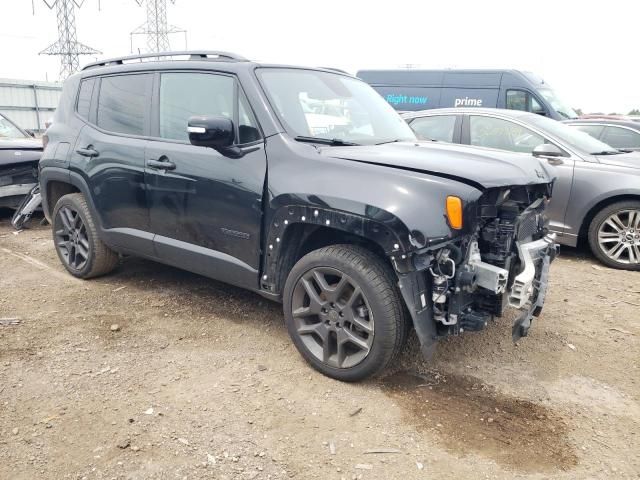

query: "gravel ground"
xmin=0 ymin=212 xmax=638 ymax=480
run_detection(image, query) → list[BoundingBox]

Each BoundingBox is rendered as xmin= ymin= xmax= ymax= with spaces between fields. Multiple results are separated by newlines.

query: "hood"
xmin=0 ymin=137 xmax=43 ymax=150
xmin=320 ymin=141 xmax=556 ymax=190
xmin=0 ymin=138 xmax=42 ymax=167
xmin=594 ymin=151 xmax=640 ymax=169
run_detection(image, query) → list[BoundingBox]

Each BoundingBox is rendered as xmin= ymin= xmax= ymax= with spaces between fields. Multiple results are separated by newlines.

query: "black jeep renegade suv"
xmin=40 ymin=51 xmax=557 ymax=381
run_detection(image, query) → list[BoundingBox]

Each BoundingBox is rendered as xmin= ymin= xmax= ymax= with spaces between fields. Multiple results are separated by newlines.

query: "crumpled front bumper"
xmin=509 ymin=233 xmax=559 ymax=340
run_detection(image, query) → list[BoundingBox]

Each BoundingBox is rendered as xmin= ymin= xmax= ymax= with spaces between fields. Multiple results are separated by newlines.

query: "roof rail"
xmin=82 ymin=51 xmax=248 ymax=71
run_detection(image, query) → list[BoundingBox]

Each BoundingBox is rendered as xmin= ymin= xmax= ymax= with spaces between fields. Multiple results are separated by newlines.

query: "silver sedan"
xmin=402 ymin=108 xmax=640 ymax=270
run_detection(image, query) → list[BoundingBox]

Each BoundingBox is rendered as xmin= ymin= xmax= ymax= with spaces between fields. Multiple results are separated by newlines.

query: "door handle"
xmin=147 ymin=158 xmax=176 ymax=170
xmin=76 ymin=146 xmax=99 ymax=158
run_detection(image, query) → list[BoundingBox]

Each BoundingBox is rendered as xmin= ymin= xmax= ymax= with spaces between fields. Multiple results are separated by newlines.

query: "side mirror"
xmin=532 ymin=143 xmax=564 ymax=158
xmin=187 ymin=115 xmax=244 ymax=158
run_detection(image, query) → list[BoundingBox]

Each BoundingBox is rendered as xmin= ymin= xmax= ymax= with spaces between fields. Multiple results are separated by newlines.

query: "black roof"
xmin=78 ymin=50 xmax=357 ymax=80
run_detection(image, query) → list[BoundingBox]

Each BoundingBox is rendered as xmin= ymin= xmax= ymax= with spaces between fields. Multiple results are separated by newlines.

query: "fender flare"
xmin=260 ymin=204 xmax=416 ymax=293
xmin=40 ymin=167 xmax=101 ymax=228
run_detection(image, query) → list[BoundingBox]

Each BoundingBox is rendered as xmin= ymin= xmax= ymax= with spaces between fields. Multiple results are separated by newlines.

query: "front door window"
xmin=469 ymin=115 xmax=546 ymax=153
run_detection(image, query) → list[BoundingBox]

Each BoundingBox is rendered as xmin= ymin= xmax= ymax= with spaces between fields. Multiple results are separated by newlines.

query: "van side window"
xmin=506 ymin=90 xmax=528 ymax=111
xmin=409 ymin=116 xmax=457 ymax=142
xmin=76 ymin=78 xmax=95 ymax=121
xmin=159 ymin=73 xmax=235 ymax=142
xmin=97 ymin=74 xmax=151 ymax=136
xmin=507 ymin=90 xmax=547 ymax=115
xmin=469 ymin=115 xmax=545 ymax=154
xmin=530 ymin=96 xmax=545 ymax=115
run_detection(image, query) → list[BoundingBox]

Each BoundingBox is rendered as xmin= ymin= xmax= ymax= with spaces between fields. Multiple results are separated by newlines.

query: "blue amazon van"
xmin=356 ymin=69 xmax=578 ymax=120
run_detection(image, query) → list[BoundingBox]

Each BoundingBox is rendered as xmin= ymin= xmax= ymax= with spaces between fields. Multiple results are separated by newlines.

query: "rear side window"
xmin=571 ymin=124 xmax=604 ymax=140
xmin=409 ymin=115 xmax=457 ymax=142
xmin=76 ymin=78 xmax=95 ymax=120
xmin=97 ymin=74 xmax=151 ymax=136
xmin=601 ymin=126 xmax=640 ymax=149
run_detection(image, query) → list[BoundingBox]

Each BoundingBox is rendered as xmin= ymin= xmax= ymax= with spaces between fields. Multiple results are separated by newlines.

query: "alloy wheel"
xmin=597 ymin=209 xmax=640 ymax=265
xmin=55 ymin=206 xmax=90 ymax=270
xmin=290 ymin=267 xmax=374 ymax=369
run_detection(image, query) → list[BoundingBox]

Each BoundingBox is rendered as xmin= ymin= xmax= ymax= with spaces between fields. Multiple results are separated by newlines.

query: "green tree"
xmin=628 ymin=109 xmax=640 ymax=115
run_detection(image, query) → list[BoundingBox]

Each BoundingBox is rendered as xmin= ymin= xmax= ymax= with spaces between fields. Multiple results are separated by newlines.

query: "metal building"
xmin=0 ymin=78 xmax=62 ymax=133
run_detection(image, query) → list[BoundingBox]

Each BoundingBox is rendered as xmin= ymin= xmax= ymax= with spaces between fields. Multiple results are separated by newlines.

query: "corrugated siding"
xmin=0 ymin=78 xmax=62 ymax=131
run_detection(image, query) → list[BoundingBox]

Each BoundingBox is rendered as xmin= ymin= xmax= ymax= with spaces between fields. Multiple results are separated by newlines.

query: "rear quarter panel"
xmin=565 ymin=161 xmax=640 ymax=238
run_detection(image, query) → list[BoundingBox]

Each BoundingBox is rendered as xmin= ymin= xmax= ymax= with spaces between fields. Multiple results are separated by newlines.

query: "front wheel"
xmin=588 ymin=200 xmax=640 ymax=270
xmin=283 ymin=245 xmax=407 ymax=382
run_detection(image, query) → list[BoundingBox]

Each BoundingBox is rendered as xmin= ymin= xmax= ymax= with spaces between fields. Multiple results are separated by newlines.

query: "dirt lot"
xmin=1 ymin=212 xmax=639 ymax=480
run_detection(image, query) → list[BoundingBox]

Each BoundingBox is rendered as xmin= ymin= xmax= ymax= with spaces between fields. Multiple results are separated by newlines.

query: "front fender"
xmin=265 ymin=134 xmax=483 ymax=248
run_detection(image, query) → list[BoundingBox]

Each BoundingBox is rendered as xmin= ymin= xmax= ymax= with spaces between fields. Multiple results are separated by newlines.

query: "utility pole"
xmin=37 ymin=0 xmax=101 ymax=79
xmin=131 ymin=0 xmax=186 ymax=54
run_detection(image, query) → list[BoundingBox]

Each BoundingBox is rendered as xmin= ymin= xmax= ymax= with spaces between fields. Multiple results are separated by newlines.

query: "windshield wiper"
xmin=294 ymin=136 xmax=360 ymax=146
xmin=376 ymin=138 xmax=434 ymax=145
xmin=591 ymin=150 xmax=622 ymax=155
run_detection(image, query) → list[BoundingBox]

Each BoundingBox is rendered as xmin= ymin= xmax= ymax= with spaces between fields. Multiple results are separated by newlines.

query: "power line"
xmin=37 ymin=0 xmax=101 ymax=79
xmin=130 ymin=0 xmax=186 ymax=54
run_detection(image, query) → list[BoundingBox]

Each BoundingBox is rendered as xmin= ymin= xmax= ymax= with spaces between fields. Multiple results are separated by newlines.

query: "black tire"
xmin=588 ymin=200 xmax=640 ymax=271
xmin=52 ymin=193 xmax=119 ymax=278
xmin=283 ymin=245 xmax=408 ymax=382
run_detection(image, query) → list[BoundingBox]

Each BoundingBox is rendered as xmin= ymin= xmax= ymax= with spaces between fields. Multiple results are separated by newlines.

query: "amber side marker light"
xmin=446 ymin=196 xmax=463 ymax=230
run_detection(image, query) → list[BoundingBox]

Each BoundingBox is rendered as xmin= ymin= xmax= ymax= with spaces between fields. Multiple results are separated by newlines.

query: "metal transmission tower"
xmin=131 ymin=0 xmax=186 ymax=54
xmin=38 ymin=0 xmax=101 ymax=79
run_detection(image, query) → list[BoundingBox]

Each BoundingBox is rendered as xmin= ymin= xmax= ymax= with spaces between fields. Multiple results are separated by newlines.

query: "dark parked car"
xmin=0 ymin=113 xmax=42 ymax=209
xmin=403 ymin=108 xmax=640 ymax=270
xmin=41 ymin=51 xmax=557 ymax=381
xmin=564 ymin=119 xmax=640 ymax=152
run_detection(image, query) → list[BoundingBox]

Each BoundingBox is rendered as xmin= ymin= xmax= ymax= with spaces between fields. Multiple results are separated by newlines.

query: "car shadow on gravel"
xmin=100 ymin=256 xmax=284 ymax=327
xmin=379 ymin=370 xmax=577 ymax=473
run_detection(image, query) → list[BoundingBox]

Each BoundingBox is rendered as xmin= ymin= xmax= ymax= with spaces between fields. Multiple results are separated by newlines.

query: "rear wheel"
xmin=52 ymin=193 xmax=119 ymax=278
xmin=283 ymin=245 xmax=407 ymax=381
xmin=588 ymin=200 xmax=640 ymax=270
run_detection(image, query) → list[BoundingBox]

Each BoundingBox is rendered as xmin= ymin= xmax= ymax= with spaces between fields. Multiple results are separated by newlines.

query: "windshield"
xmin=538 ymin=88 xmax=578 ymax=120
xmin=257 ymin=68 xmax=416 ymax=145
xmin=0 ymin=114 xmax=28 ymax=139
xmin=527 ymin=114 xmax=618 ymax=154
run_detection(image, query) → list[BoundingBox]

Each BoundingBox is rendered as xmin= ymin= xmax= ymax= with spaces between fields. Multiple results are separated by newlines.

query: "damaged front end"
xmin=398 ymin=183 xmax=558 ymax=358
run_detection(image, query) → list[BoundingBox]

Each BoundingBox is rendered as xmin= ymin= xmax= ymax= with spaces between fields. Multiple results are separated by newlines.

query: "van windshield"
xmin=257 ymin=68 xmax=416 ymax=146
xmin=538 ymin=88 xmax=578 ymax=120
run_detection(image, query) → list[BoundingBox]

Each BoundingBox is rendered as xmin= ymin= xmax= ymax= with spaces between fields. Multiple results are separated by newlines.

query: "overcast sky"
xmin=1 ymin=0 xmax=638 ymax=114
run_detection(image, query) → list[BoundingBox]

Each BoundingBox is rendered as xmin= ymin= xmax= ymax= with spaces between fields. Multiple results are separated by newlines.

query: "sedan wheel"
xmin=589 ymin=201 xmax=640 ymax=270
